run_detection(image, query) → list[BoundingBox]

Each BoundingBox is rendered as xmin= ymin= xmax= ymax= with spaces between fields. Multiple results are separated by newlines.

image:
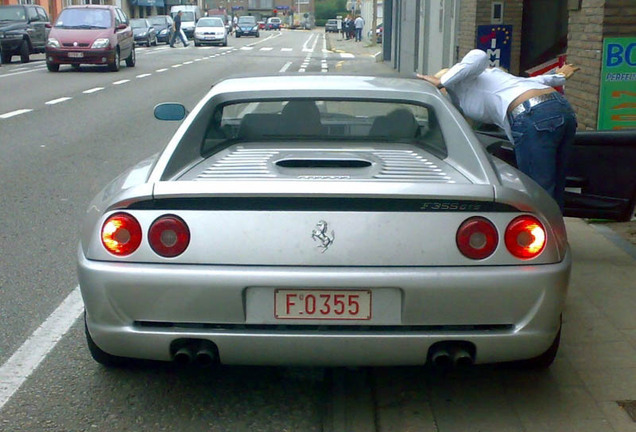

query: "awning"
xmin=132 ymin=0 xmax=165 ymax=7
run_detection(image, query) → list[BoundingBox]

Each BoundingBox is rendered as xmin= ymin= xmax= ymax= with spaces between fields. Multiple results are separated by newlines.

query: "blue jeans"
xmin=509 ymin=92 xmax=577 ymax=211
xmin=170 ymin=29 xmax=188 ymax=46
xmin=355 ymin=28 xmax=362 ymax=41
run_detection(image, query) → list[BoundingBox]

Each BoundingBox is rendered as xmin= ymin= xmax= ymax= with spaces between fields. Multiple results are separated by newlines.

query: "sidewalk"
xmin=324 ymin=30 xmax=391 ymax=75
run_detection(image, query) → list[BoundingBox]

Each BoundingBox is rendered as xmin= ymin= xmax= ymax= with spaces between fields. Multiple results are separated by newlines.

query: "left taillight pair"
xmin=101 ymin=213 xmax=190 ymax=257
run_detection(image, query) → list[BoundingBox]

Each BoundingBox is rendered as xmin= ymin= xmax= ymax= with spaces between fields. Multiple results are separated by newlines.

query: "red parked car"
xmin=45 ymin=5 xmax=135 ymax=72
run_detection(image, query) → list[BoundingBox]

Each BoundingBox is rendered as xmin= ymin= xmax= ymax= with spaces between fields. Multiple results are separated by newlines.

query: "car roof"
xmin=210 ymin=74 xmax=436 ymax=97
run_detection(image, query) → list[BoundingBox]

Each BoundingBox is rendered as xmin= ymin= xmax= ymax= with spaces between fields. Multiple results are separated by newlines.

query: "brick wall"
xmin=566 ymin=0 xmax=636 ymax=130
xmin=457 ymin=0 xmax=523 ymax=74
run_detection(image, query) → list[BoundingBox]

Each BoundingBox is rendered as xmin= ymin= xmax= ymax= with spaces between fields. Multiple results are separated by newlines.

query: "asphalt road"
xmin=1 ymin=28 xmax=635 ymax=432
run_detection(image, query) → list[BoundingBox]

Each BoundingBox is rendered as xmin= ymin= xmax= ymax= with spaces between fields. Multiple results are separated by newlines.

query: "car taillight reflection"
xmin=456 ymin=217 xmax=499 ymax=260
xmin=148 ymin=215 xmax=190 ymax=257
xmin=505 ymin=215 xmax=546 ymax=259
xmin=101 ymin=212 xmax=142 ymax=256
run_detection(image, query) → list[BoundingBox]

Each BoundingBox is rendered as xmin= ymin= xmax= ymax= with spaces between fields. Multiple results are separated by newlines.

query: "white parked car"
xmin=194 ymin=16 xmax=227 ymax=46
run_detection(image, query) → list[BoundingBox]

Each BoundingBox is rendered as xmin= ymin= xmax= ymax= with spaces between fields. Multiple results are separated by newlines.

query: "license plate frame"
xmin=68 ymin=52 xmax=84 ymax=58
xmin=274 ymin=289 xmax=372 ymax=320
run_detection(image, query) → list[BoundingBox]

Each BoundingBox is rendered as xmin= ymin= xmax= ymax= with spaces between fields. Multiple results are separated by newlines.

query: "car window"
xmin=37 ymin=7 xmax=49 ymax=21
xmin=131 ymin=19 xmax=148 ymax=28
xmin=238 ymin=16 xmax=256 ymax=24
xmin=148 ymin=16 xmax=168 ymax=26
xmin=0 ymin=6 xmax=26 ymax=21
xmin=180 ymin=12 xmax=195 ymax=21
xmin=55 ymin=8 xmax=112 ymax=29
xmin=202 ymin=100 xmax=447 ymax=159
xmin=27 ymin=7 xmax=39 ymax=21
xmin=116 ymin=8 xmax=128 ymax=25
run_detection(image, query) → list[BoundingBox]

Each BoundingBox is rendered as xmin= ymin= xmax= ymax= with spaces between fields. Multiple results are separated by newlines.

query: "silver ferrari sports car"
xmin=78 ymin=74 xmax=571 ymax=368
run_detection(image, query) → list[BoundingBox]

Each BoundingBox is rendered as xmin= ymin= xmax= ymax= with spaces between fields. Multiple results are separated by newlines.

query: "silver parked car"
xmin=78 ymin=74 xmax=571 ymax=369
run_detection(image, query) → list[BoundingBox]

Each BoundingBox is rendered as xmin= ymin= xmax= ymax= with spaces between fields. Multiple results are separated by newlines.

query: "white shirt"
xmin=440 ymin=49 xmax=566 ymax=140
xmin=354 ymin=17 xmax=364 ymax=29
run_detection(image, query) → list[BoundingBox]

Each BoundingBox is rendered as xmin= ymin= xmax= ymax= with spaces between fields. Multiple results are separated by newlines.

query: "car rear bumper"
xmin=78 ymin=247 xmax=571 ymax=366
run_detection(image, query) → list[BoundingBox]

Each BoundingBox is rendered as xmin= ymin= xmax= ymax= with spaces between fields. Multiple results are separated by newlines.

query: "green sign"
xmin=598 ymin=37 xmax=636 ymax=130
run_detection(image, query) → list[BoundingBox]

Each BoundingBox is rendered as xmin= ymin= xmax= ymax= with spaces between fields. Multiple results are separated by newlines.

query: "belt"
xmin=509 ymin=93 xmax=559 ymax=118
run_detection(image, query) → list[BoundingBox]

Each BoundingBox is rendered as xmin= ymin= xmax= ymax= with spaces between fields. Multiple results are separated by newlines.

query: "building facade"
xmin=384 ymin=0 xmax=636 ymax=131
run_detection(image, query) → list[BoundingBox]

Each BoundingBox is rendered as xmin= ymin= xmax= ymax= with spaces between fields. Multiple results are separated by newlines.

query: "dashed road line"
xmin=113 ymin=79 xmax=130 ymax=85
xmin=0 ymin=109 xmax=33 ymax=119
xmin=83 ymin=87 xmax=104 ymax=94
xmin=45 ymin=97 xmax=72 ymax=105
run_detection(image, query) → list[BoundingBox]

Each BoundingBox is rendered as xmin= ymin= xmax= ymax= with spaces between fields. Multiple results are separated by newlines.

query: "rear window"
xmin=55 ymin=8 xmax=112 ymax=29
xmin=202 ymin=99 xmax=447 ymax=159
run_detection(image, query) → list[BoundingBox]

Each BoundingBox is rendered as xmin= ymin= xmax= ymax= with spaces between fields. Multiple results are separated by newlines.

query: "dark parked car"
xmin=45 ymin=5 xmax=135 ymax=72
xmin=264 ymin=16 xmax=281 ymax=30
xmin=147 ymin=15 xmax=173 ymax=44
xmin=0 ymin=4 xmax=50 ymax=64
xmin=131 ymin=18 xmax=157 ymax=46
xmin=234 ymin=15 xmax=259 ymax=38
xmin=325 ymin=18 xmax=339 ymax=33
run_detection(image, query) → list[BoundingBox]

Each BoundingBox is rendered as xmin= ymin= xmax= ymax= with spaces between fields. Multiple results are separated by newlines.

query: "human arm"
xmin=439 ymin=49 xmax=490 ymax=88
xmin=528 ymin=64 xmax=580 ymax=86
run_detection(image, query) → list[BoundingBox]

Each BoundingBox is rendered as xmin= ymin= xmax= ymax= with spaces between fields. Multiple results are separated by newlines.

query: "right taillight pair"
xmin=456 ymin=215 xmax=546 ymax=260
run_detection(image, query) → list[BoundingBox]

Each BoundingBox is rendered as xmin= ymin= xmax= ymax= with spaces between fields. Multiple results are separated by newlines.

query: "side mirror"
xmin=154 ymin=103 xmax=187 ymax=121
xmin=117 ymin=23 xmax=127 ymax=30
xmin=45 ymin=23 xmax=52 ymax=28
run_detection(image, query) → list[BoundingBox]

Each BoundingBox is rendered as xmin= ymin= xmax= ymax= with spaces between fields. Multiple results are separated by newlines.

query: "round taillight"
xmin=456 ymin=217 xmax=499 ymax=260
xmin=148 ymin=215 xmax=190 ymax=257
xmin=101 ymin=213 xmax=142 ymax=256
xmin=505 ymin=215 xmax=546 ymax=259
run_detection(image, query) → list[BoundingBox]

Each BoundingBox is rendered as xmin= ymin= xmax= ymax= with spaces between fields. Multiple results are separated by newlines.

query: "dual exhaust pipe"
xmin=172 ymin=339 xmax=218 ymax=367
xmin=429 ymin=342 xmax=475 ymax=368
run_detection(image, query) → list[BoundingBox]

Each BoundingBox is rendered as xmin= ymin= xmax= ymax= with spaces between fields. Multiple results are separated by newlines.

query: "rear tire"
xmin=20 ymin=40 xmax=30 ymax=63
xmin=84 ymin=312 xmax=129 ymax=367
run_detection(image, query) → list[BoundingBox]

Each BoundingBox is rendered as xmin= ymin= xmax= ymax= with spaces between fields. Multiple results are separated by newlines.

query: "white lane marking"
xmin=302 ymin=34 xmax=319 ymax=52
xmin=0 ymin=68 xmax=39 ymax=79
xmin=240 ymin=46 xmax=254 ymax=50
xmin=83 ymin=87 xmax=104 ymax=94
xmin=113 ymin=79 xmax=130 ymax=85
xmin=281 ymin=48 xmax=292 ymax=52
xmin=45 ymin=97 xmax=72 ymax=105
xmin=136 ymin=73 xmax=152 ymax=78
xmin=0 ymin=109 xmax=33 ymax=118
xmin=260 ymin=47 xmax=273 ymax=51
xmin=340 ymin=53 xmax=355 ymax=59
xmin=156 ymin=68 xmax=169 ymax=72
xmin=183 ymin=61 xmax=193 ymax=65
xmin=279 ymin=61 xmax=293 ymax=73
xmin=0 ymin=286 xmax=84 ymax=410
xmin=172 ymin=64 xmax=183 ymax=68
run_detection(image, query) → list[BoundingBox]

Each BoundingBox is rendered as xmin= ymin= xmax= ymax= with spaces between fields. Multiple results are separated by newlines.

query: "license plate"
xmin=274 ymin=289 xmax=372 ymax=320
xmin=68 ymin=52 xmax=84 ymax=58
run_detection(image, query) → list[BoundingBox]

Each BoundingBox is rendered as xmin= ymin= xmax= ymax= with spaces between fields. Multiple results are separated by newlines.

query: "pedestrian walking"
xmin=354 ymin=15 xmax=364 ymax=42
xmin=169 ymin=11 xmax=189 ymax=47
xmin=417 ymin=49 xmax=580 ymax=210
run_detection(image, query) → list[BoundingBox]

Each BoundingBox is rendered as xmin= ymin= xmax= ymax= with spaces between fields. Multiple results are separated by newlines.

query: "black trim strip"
xmin=128 ymin=197 xmax=519 ymax=212
xmin=135 ymin=321 xmax=514 ymax=332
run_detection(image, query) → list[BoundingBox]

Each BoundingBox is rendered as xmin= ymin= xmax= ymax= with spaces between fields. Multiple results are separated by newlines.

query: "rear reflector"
xmin=505 ymin=215 xmax=546 ymax=259
xmin=101 ymin=213 xmax=142 ymax=256
xmin=148 ymin=215 xmax=190 ymax=257
xmin=456 ymin=217 xmax=499 ymax=260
